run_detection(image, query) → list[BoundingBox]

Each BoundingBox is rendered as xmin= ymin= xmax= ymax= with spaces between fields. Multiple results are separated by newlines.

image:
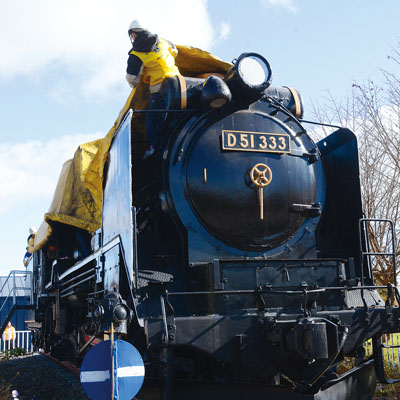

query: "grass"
xmin=336 ymin=340 xmax=400 ymax=400
xmin=0 ymin=376 xmax=14 ymax=400
xmin=374 ymin=364 xmax=400 ymax=399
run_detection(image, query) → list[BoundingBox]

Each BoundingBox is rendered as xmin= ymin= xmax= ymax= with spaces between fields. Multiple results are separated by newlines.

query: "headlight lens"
xmin=113 ymin=304 xmax=129 ymax=322
xmin=239 ymin=55 xmax=271 ymax=87
xmin=93 ymin=305 xmax=104 ymax=322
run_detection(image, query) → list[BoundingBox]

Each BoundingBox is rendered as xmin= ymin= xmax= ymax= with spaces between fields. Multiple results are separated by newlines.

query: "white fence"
xmin=364 ymin=334 xmax=400 ymax=368
xmin=0 ymin=330 xmax=33 ymax=353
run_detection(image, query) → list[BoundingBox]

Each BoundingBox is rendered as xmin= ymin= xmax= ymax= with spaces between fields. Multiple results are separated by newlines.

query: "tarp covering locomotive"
xmin=26 ymin=44 xmax=400 ymax=400
xmin=32 ymin=45 xmax=232 ymax=252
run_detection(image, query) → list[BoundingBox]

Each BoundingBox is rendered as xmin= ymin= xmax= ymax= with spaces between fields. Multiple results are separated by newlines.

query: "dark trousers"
xmin=5 ymin=340 xmax=14 ymax=351
xmin=146 ymin=92 xmax=163 ymax=148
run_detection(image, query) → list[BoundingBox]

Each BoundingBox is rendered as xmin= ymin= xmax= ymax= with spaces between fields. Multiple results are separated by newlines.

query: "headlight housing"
xmin=201 ymin=75 xmax=232 ymax=109
xmin=224 ymin=53 xmax=273 ymax=101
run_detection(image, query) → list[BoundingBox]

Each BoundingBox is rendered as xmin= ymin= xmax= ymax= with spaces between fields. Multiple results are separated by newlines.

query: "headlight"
xmin=225 ymin=53 xmax=273 ymax=100
xmin=201 ymin=75 xmax=232 ymax=109
xmin=93 ymin=305 xmax=104 ymax=323
xmin=113 ymin=304 xmax=129 ymax=322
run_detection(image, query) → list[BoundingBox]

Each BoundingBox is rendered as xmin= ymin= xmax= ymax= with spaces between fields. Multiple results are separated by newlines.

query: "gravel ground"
xmin=0 ymin=355 xmax=393 ymax=400
xmin=0 ymin=354 xmax=89 ymax=400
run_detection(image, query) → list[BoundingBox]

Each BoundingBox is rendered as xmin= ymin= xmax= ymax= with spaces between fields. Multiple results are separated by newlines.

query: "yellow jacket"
xmin=129 ymin=38 xmax=179 ymax=88
xmin=3 ymin=325 xmax=16 ymax=341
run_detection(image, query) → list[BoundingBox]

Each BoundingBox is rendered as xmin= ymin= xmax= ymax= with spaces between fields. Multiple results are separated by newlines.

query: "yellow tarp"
xmin=33 ymin=90 xmax=136 ymax=251
xmin=175 ymin=45 xmax=232 ymax=76
xmin=33 ymin=46 xmax=232 ymax=251
xmin=30 ymin=221 xmax=52 ymax=253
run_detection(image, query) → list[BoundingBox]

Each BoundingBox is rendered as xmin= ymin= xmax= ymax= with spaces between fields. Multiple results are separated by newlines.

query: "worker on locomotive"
xmin=126 ymin=19 xmax=180 ymax=153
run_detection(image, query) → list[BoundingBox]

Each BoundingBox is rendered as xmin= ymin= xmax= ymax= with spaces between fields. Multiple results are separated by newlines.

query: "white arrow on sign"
xmin=117 ymin=366 xmax=145 ymax=378
xmin=80 ymin=370 xmax=110 ymax=383
xmin=81 ymin=366 xmax=145 ymax=383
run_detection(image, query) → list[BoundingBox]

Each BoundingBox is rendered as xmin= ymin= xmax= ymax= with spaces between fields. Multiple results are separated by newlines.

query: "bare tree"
xmin=311 ymin=42 xmax=400 ymax=287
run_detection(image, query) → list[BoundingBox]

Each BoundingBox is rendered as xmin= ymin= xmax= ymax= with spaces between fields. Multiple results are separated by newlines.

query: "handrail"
xmin=358 ymin=218 xmax=397 ymax=287
xmin=0 ymin=270 xmax=30 ymax=294
xmin=1 ymin=304 xmax=34 ymax=336
xmin=0 ymin=330 xmax=33 ymax=353
xmin=0 ymin=270 xmax=33 ymax=316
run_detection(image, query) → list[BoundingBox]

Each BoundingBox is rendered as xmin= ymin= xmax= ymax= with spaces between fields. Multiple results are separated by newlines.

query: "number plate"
xmin=222 ymin=130 xmax=291 ymax=153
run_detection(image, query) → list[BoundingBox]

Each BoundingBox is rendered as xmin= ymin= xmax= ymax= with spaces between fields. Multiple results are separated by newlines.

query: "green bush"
xmin=0 ymin=347 xmax=27 ymax=361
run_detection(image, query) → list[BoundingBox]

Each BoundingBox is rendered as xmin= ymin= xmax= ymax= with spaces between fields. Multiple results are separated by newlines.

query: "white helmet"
xmin=128 ymin=20 xmax=145 ymax=34
xmin=29 ymin=227 xmax=36 ymax=234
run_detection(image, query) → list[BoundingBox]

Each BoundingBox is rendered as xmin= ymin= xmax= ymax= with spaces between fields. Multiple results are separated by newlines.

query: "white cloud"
xmin=47 ymin=82 xmax=80 ymax=105
xmin=260 ymin=0 xmax=297 ymax=13
xmin=219 ymin=22 xmax=231 ymax=42
xmin=0 ymin=0 xmax=223 ymax=98
xmin=0 ymin=133 xmax=103 ymax=214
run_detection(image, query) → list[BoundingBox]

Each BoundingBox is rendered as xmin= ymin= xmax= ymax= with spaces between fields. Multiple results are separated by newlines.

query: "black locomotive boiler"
xmin=28 ymin=53 xmax=400 ymax=399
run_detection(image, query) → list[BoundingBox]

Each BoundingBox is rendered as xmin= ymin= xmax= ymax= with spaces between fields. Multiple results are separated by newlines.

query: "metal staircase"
xmin=0 ymin=270 xmax=34 ymax=335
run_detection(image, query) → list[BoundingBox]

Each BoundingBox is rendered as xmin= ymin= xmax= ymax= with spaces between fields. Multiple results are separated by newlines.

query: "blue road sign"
xmin=80 ymin=339 xmax=145 ymax=400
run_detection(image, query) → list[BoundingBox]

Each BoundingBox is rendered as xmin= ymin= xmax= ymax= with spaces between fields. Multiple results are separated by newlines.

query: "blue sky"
xmin=0 ymin=0 xmax=399 ymax=276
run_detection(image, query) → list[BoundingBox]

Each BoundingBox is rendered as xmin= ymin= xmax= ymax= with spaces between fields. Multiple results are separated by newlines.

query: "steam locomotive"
xmin=28 ymin=52 xmax=400 ymax=399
